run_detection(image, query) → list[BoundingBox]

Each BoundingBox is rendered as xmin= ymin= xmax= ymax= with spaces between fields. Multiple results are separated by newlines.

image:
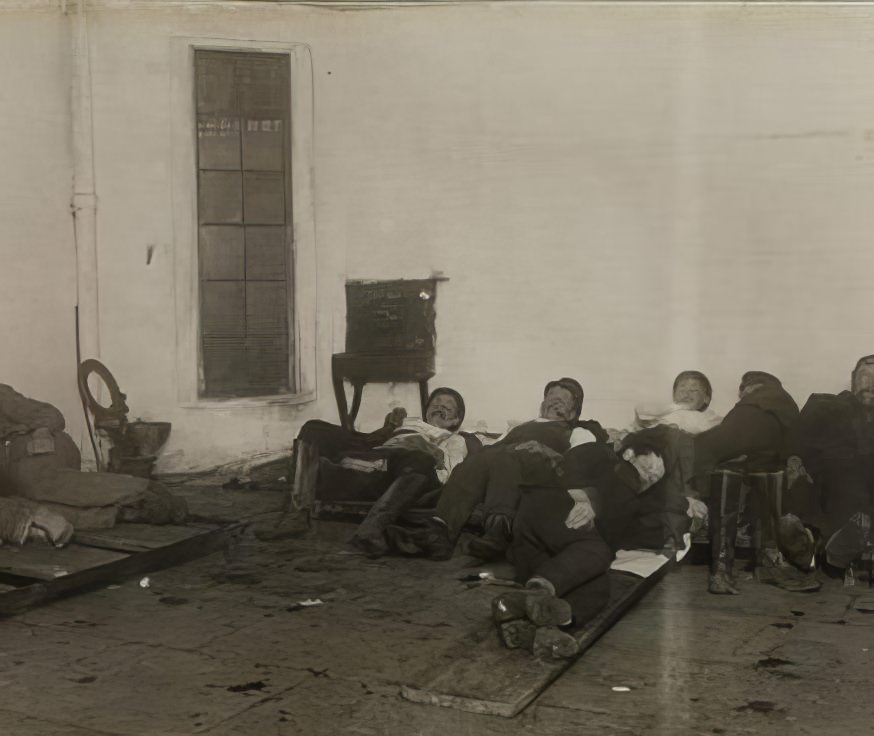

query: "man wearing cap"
xmin=786 ymin=355 xmax=874 ymax=571
xmin=289 ymin=387 xmax=471 ymax=512
xmin=692 ymin=372 xmax=818 ymax=594
xmin=387 ymin=377 xmax=607 ymax=561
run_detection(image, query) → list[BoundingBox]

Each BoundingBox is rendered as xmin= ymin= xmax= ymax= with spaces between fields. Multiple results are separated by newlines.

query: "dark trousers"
xmin=296 ymin=420 xmax=377 ymax=461
xmin=510 ymin=487 xmax=614 ymax=625
xmin=291 ymin=420 xmax=436 ymax=510
xmin=433 ymin=447 xmax=527 ymax=541
xmin=818 ymin=457 xmax=874 ymax=536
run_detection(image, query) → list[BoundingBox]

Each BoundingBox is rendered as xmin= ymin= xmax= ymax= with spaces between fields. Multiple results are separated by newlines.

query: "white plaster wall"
xmin=24 ymin=1 xmax=874 ymax=472
xmin=0 ymin=6 xmax=83 ymax=447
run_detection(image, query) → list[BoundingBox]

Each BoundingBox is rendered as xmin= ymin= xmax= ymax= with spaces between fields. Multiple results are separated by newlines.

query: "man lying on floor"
xmin=492 ymin=440 xmax=682 ymax=659
xmin=611 ymin=370 xmax=719 ymax=552
xmin=385 ymin=377 xmax=608 ymax=561
xmin=345 ymin=388 xmax=480 ymax=557
xmin=290 ymin=387 xmax=481 ymax=557
xmin=0 ymin=383 xmax=186 ymax=546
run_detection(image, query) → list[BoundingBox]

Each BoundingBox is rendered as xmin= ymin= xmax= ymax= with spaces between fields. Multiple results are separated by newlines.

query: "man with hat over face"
xmin=692 ymin=371 xmax=819 ymax=594
xmin=386 ymin=377 xmax=607 ymax=561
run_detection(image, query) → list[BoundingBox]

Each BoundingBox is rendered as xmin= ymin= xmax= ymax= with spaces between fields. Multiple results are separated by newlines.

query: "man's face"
xmin=673 ymin=378 xmax=708 ymax=411
xmin=425 ymin=394 xmax=460 ymax=429
xmin=853 ymin=363 xmax=874 ymax=407
xmin=621 ymin=449 xmax=666 ymax=492
xmin=540 ymin=386 xmax=577 ymax=421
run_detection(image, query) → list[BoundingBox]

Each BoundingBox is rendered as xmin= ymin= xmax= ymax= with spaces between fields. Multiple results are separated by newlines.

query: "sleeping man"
xmin=492 ymin=440 xmax=676 ymax=659
xmin=345 ymin=387 xmax=477 ymax=557
xmin=612 ymin=370 xmax=721 ymax=550
xmin=385 ymin=377 xmax=607 ymax=561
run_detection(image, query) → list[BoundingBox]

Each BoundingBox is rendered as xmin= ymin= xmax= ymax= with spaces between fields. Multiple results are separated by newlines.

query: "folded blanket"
xmin=0 ymin=496 xmax=74 ymax=547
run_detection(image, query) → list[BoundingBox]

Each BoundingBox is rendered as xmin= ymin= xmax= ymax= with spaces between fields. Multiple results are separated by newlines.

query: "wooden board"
xmin=73 ymin=523 xmax=213 ymax=553
xmin=401 ymin=562 xmax=673 ymax=718
xmin=0 ymin=524 xmax=242 ymax=617
xmin=0 ymin=544 xmax=129 ymax=581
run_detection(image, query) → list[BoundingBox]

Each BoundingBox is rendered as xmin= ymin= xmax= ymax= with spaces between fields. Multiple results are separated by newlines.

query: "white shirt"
xmin=630 ymin=403 xmax=722 ymax=436
xmin=377 ymin=418 xmax=468 ymax=484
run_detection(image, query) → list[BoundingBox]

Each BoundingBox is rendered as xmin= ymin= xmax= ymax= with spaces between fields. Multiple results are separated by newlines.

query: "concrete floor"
xmin=1 ymin=491 xmax=873 ymax=736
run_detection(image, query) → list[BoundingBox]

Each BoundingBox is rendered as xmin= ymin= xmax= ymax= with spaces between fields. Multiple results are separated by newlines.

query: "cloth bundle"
xmin=0 ymin=496 xmax=74 ymax=547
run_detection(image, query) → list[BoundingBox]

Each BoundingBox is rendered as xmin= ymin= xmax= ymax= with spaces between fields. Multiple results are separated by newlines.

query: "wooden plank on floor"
xmin=0 ymin=544 xmax=130 ymax=581
xmin=73 ymin=523 xmax=216 ymax=553
xmin=0 ymin=523 xmax=243 ymax=617
xmin=401 ymin=562 xmax=673 ymax=718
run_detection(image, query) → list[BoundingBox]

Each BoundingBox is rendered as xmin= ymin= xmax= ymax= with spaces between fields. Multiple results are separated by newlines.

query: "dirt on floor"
xmin=1 ymin=486 xmax=873 ymax=736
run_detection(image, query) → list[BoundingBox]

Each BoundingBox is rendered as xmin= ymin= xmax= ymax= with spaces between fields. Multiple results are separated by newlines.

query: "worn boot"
xmin=750 ymin=472 xmax=821 ymax=593
xmin=468 ymin=513 xmax=513 ymax=561
xmin=491 ymin=578 xmax=572 ymax=628
xmin=825 ymin=512 xmax=872 ymax=570
xmin=384 ymin=516 xmax=454 ymax=560
xmin=778 ymin=513 xmax=817 ymax=570
xmin=708 ymin=469 xmax=743 ymax=595
xmin=496 ymin=619 xmax=579 ymax=659
xmin=348 ymin=473 xmax=429 ymax=558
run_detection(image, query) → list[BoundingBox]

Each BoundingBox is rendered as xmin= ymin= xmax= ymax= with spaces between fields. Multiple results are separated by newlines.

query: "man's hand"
xmin=565 ymin=488 xmax=596 ymax=529
xmin=383 ymin=407 xmax=407 ymax=431
xmin=685 ymin=496 xmax=708 ymax=535
xmin=786 ymin=456 xmax=812 ymax=488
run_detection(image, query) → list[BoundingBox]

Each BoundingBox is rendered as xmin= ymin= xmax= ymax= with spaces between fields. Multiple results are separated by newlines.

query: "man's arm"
xmin=565 ymin=488 xmax=596 ymax=529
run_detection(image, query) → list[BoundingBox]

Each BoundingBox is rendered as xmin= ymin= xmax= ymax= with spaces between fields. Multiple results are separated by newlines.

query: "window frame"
xmin=170 ymin=37 xmax=316 ymax=408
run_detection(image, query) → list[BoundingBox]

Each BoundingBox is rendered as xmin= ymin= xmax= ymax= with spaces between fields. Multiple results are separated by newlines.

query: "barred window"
xmin=195 ymin=50 xmax=294 ymax=397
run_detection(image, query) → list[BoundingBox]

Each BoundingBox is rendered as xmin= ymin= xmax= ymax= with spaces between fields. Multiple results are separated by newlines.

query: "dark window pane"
xmin=245 ymin=226 xmax=286 ymax=280
xmin=200 ymin=226 xmax=244 ymax=280
xmin=246 ymin=281 xmax=287 ymax=336
xmin=196 ymin=52 xmax=237 ymax=114
xmin=201 ymin=281 xmax=245 ymax=336
xmin=237 ymin=55 xmax=289 ymax=113
xmin=198 ymin=114 xmax=241 ymax=170
xmin=247 ymin=334 xmax=289 ymax=393
xmin=243 ymin=172 xmax=285 ymax=224
xmin=202 ymin=339 xmax=248 ymax=395
xmin=199 ymin=171 xmax=242 ymax=224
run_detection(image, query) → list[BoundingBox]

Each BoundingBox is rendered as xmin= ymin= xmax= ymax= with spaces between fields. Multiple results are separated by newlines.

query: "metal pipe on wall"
xmin=70 ymin=0 xmax=101 ymax=467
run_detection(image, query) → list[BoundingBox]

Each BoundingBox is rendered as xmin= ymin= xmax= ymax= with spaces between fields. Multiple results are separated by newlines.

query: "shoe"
xmin=346 ymin=533 xmax=389 ymax=559
xmin=532 ymin=627 xmax=580 ymax=659
xmin=384 ymin=519 xmax=453 ymax=561
xmin=491 ymin=588 xmax=572 ymax=627
xmin=468 ymin=514 xmax=512 ymax=561
xmin=756 ymin=549 xmax=822 ymax=592
xmin=497 ymin=619 xmax=537 ymax=650
xmin=778 ymin=514 xmax=817 ymax=570
xmin=825 ymin=516 xmax=870 ymax=570
xmin=708 ymin=566 xmax=740 ymax=595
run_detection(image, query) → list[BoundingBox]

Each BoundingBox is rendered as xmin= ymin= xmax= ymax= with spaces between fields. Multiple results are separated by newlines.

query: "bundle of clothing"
xmin=0 ymin=383 xmax=187 ymax=546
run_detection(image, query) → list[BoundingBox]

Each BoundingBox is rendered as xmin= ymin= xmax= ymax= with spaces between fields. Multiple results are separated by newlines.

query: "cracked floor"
xmin=2 ymin=490 xmax=873 ymax=736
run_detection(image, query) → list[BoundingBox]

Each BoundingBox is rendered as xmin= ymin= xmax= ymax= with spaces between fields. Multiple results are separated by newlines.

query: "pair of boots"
xmin=492 ymin=579 xmax=579 ymax=659
xmin=467 ymin=513 xmax=513 ymax=561
xmin=347 ymin=473 xmax=435 ymax=558
xmin=708 ymin=469 xmax=820 ymax=595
